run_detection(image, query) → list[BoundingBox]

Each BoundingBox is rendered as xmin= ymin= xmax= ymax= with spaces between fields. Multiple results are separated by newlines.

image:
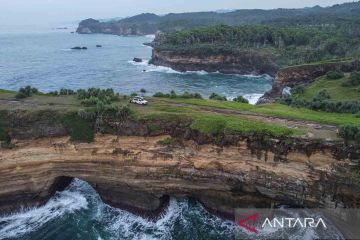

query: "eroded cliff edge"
xmin=0 ymin=110 xmax=359 ymax=219
xmin=149 ymin=49 xmax=279 ymax=76
xmin=258 ymin=60 xmax=360 ymax=104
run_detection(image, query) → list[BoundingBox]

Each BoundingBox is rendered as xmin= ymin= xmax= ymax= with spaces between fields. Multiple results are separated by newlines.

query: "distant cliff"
xmin=258 ymin=60 xmax=360 ymax=104
xmin=76 ymin=16 xmax=158 ymax=35
xmin=149 ymin=48 xmax=279 ymax=76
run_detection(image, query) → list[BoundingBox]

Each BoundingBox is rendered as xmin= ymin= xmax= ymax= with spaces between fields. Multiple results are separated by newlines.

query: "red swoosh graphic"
xmin=237 ymin=213 xmax=258 ymax=234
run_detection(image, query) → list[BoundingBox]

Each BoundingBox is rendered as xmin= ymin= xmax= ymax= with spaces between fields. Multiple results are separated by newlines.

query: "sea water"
xmin=0 ymin=29 xmax=271 ymax=104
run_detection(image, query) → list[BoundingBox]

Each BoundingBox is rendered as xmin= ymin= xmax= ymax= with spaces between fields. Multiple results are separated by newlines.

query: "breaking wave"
xmin=0 ymin=180 xmax=88 ymax=239
xmin=0 ymin=179 xmax=234 ymax=240
xmin=0 ymin=179 xmax=344 ymax=240
xmin=128 ymin=60 xmax=272 ymax=79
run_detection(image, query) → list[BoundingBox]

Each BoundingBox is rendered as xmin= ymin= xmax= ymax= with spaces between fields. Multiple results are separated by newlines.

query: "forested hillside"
xmin=153 ymin=24 xmax=360 ymax=66
xmin=77 ymin=1 xmax=360 ymax=35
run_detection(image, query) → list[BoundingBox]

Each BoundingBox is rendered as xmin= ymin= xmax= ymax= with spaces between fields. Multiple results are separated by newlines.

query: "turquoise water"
xmin=0 ymin=30 xmax=271 ymax=103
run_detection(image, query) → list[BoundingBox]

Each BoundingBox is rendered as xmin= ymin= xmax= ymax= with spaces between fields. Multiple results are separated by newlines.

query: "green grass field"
xmin=0 ymin=86 xmax=358 ymax=141
xmin=170 ymin=98 xmax=360 ymax=126
xmin=296 ymin=75 xmax=360 ymax=102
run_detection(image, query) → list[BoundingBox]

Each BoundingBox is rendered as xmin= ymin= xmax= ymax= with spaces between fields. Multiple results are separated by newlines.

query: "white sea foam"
xmin=145 ymin=35 xmax=155 ymax=40
xmin=104 ymin=197 xmax=234 ymax=240
xmin=0 ymin=180 xmax=88 ymax=240
xmin=104 ymin=198 xmax=185 ymax=240
xmin=227 ymin=93 xmax=263 ymax=105
xmin=128 ymin=60 xmax=274 ymax=80
xmin=243 ymin=93 xmax=264 ymax=105
xmin=128 ymin=59 xmax=150 ymax=66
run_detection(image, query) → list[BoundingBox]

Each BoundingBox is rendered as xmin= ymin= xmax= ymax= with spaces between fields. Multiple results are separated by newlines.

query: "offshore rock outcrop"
xmin=258 ymin=60 xmax=360 ymax=104
xmin=0 ymin=112 xmax=360 ymax=219
xmin=76 ymin=18 xmax=158 ymax=36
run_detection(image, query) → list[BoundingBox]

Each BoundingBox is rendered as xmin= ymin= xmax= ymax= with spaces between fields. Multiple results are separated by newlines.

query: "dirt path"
xmin=153 ymin=99 xmax=339 ymax=140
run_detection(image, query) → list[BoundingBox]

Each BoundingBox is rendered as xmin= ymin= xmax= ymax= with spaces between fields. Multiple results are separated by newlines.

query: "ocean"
xmin=0 ymin=29 xmax=271 ymax=104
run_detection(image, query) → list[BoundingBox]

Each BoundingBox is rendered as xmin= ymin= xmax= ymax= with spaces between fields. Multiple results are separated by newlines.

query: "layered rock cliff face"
xmin=1 ymin=112 xmax=360 ymax=219
xmin=149 ymin=49 xmax=279 ymax=76
xmin=258 ymin=60 xmax=360 ymax=104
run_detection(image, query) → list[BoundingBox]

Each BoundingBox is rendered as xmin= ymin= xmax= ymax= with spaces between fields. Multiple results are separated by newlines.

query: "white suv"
xmin=130 ymin=96 xmax=148 ymax=105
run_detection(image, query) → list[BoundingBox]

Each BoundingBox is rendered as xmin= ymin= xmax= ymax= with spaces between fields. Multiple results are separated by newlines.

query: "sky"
xmin=0 ymin=0 xmax=351 ymax=27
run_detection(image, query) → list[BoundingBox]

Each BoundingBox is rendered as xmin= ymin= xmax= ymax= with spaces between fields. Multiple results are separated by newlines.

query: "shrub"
xmin=291 ymin=85 xmax=305 ymax=95
xmin=191 ymin=117 xmax=226 ymax=135
xmin=81 ymin=96 xmax=103 ymax=106
xmin=147 ymin=124 xmax=162 ymax=133
xmin=62 ymin=113 xmax=94 ymax=143
xmin=15 ymin=92 xmax=28 ymax=99
xmin=158 ymin=137 xmax=174 ymax=145
xmin=343 ymin=72 xmax=360 ymax=87
xmin=233 ymin=96 xmax=249 ymax=104
xmin=209 ymin=93 xmax=227 ymax=101
xmin=153 ymin=92 xmax=170 ymax=98
xmin=313 ymin=90 xmax=331 ymax=101
xmin=279 ymin=96 xmax=360 ymax=114
xmin=326 ymin=71 xmax=344 ymax=80
xmin=59 ymin=88 xmax=75 ymax=95
xmin=356 ymin=112 xmax=360 ymax=118
xmin=48 ymin=91 xmax=59 ymax=96
xmin=77 ymin=88 xmax=118 ymax=105
xmin=0 ymin=121 xmax=11 ymax=144
xmin=153 ymin=91 xmax=202 ymax=99
xmin=170 ymin=90 xmax=177 ymax=99
xmin=189 ymin=92 xmax=203 ymax=99
xmin=77 ymin=109 xmax=97 ymax=120
xmin=140 ymin=88 xmax=147 ymax=94
xmin=339 ymin=125 xmax=360 ymax=142
xmin=131 ymin=92 xmax=137 ymax=97
xmin=15 ymin=85 xmax=39 ymax=99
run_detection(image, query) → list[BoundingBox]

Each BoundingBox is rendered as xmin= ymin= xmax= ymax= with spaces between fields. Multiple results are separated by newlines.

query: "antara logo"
xmin=237 ymin=214 xmax=259 ymax=233
xmin=237 ymin=213 xmax=327 ymax=234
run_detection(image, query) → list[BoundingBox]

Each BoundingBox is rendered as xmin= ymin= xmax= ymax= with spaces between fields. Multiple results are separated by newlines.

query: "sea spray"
xmin=0 ymin=180 xmax=88 ymax=240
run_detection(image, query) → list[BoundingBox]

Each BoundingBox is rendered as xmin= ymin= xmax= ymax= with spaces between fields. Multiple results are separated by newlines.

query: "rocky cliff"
xmin=149 ymin=49 xmax=279 ymax=76
xmin=258 ymin=60 xmax=360 ymax=104
xmin=76 ymin=18 xmax=158 ymax=36
xmin=1 ymin=110 xmax=359 ymax=219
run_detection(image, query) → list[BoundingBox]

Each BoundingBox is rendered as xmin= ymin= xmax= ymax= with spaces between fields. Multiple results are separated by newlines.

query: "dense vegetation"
xmin=77 ymin=88 xmax=119 ymax=105
xmin=153 ymin=91 xmax=203 ymax=99
xmin=209 ymin=93 xmax=227 ymax=101
xmin=0 ymin=118 xmax=11 ymax=145
xmin=49 ymin=88 xmax=76 ymax=96
xmin=153 ymin=24 xmax=360 ymax=66
xmin=339 ymin=124 xmax=360 ymax=142
xmin=80 ymin=2 xmax=360 ymax=35
xmin=343 ymin=72 xmax=360 ymax=87
xmin=280 ymin=72 xmax=360 ymax=114
xmin=233 ymin=96 xmax=249 ymax=104
xmin=62 ymin=113 xmax=95 ymax=143
xmin=15 ymin=86 xmax=39 ymax=99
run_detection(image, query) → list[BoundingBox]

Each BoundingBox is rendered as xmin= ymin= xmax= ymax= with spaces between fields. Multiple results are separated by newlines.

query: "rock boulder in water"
xmin=71 ymin=46 xmax=87 ymax=50
xmin=96 ymin=45 xmax=102 ymax=48
xmin=133 ymin=57 xmax=142 ymax=63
